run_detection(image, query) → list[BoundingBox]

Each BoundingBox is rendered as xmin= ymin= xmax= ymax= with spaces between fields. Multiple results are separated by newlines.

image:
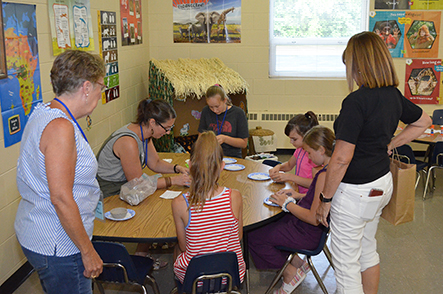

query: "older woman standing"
xmin=15 ymin=50 xmax=105 ymax=293
xmin=316 ymin=32 xmax=431 ymax=294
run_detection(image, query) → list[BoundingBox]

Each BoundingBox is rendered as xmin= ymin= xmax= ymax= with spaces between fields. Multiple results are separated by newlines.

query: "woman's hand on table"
xmin=176 ymin=164 xmax=190 ymax=175
xmin=172 ymin=173 xmax=192 ymax=187
xmin=270 ymin=189 xmax=297 ymax=207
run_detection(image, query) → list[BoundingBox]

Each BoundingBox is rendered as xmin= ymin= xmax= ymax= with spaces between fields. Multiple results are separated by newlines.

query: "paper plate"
xmin=224 ymin=164 xmax=245 ymax=171
xmin=248 ymin=172 xmax=271 ymax=181
xmin=264 ymin=196 xmax=280 ymax=207
xmin=105 ymin=209 xmax=136 ymax=221
xmin=223 ymin=157 xmax=237 ymax=164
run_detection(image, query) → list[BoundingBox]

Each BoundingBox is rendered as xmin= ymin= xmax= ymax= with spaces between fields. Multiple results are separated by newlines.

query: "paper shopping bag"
xmin=381 ymin=158 xmax=416 ymax=225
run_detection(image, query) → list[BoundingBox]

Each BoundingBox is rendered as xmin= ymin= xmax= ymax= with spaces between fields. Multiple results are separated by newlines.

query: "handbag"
xmin=381 ymin=151 xmax=416 ymax=226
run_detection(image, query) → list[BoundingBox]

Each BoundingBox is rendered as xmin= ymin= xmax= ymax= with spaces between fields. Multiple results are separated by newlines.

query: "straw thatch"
xmin=249 ymin=126 xmax=274 ymax=136
xmin=150 ymin=58 xmax=249 ymax=100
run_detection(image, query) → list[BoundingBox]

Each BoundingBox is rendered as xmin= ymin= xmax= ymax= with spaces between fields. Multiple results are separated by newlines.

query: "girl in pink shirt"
xmin=269 ymin=111 xmax=319 ymax=194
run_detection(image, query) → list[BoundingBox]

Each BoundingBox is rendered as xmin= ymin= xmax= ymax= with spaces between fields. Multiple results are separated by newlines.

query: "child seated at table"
xmin=249 ymin=126 xmax=335 ymax=294
xmin=268 ymin=111 xmax=319 ymax=194
xmin=172 ymin=131 xmax=245 ymax=285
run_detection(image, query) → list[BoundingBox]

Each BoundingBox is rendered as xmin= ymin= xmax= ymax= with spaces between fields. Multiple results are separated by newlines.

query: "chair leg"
xmin=145 ymin=274 xmax=160 ymax=294
xmin=423 ymin=166 xmax=436 ymax=200
xmin=264 ymin=253 xmax=296 ymax=294
xmin=322 ymin=245 xmax=334 ymax=270
xmin=169 ymin=286 xmax=178 ymax=294
xmin=306 ymin=257 xmax=328 ymax=294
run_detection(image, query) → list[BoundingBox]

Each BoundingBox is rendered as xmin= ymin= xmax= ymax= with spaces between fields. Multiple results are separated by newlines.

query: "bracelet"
xmin=173 ymin=164 xmax=179 ymax=174
xmin=282 ymin=197 xmax=296 ymax=212
xmin=165 ymin=177 xmax=172 ymax=188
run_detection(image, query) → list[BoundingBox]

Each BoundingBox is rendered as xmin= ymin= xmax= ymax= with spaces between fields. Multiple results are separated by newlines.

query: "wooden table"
xmin=93 ymin=153 xmax=290 ymax=242
xmin=93 ymin=153 xmax=291 ymax=293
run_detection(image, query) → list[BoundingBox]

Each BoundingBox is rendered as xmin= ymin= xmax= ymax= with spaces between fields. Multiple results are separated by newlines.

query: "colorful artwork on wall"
xmin=120 ymin=0 xmax=142 ymax=46
xmin=405 ymin=58 xmax=441 ymax=104
xmin=0 ymin=3 xmax=42 ymax=147
xmin=173 ymin=0 xmax=241 ymax=43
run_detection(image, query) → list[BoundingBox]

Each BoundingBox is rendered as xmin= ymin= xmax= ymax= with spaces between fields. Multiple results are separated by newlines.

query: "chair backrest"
xmin=262 ymin=159 xmax=282 ymax=167
xmin=92 ymin=241 xmax=138 ymax=283
xmin=395 ymin=144 xmax=416 ymax=164
xmin=181 ymin=252 xmax=241 ymax=294
xmin=432 ymin=109 xmax=443 ymax=125
xmin=277 ymin=225 xmax=329 ymax=257
xmin=431 ymin=141 xmax=443 ymax=166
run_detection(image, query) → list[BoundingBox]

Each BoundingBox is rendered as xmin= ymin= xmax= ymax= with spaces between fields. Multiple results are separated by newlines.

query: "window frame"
xmin=269 ymin=0 xmax=370 ymax=79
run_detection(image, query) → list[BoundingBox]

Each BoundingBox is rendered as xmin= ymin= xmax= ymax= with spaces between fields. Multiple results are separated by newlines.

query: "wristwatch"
xmin=320 ymin=192 xmax=333 ymax=203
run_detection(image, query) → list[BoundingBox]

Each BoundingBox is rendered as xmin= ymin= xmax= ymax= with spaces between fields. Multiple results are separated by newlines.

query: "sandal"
xmin=146 ymin=254 xmax=168 ymax=270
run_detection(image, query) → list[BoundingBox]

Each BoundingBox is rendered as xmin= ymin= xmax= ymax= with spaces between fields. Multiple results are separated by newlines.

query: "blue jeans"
xmin=21 ymin=246 xmax=92 ymax=294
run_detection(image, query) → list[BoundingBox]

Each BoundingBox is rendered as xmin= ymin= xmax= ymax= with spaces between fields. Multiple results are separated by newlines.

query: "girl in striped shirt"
xmin=172 ymin=131 xmax=245 ymax=286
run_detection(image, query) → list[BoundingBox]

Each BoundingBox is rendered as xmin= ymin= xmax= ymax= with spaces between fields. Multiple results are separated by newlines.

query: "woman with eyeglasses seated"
xmin=97 ymin=99 xmax=191 ymax=267
xmin=97 ymin=99 xmax=191 ymax=199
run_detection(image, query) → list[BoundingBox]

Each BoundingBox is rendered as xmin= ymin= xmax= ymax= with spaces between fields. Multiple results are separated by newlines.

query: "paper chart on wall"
xmin=98 ymin=11 xmax=120 ymax=104
xmin=120 ymin=0 xmax=142 ymax=46
xmin=48 ymin=0 xmax=95 ymax=56
xmin=405 ymin=59 xmax=442 ymax=104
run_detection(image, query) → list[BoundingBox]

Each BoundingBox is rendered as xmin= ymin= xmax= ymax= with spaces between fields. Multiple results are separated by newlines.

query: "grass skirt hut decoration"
xmin=149 ymin=58 xmax=249 ymax=153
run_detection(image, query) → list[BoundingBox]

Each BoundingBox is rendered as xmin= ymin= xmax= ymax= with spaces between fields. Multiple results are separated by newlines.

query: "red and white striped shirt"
xmin=174 ymin=187 xmax=245 ymax=283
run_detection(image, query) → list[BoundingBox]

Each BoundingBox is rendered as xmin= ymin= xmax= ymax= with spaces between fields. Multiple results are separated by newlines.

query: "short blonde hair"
xmin=205 ymin=84 xmax=232 ymax=106
xmin=342 ymin=31 xmax=399 ymax=92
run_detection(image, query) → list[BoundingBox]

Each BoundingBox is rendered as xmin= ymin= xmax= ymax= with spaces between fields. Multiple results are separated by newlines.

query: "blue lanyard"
xmin=216 ymin=108 xmax=228 ymax=135
xmin=140 ymin=124 xmax=148 ymax=168
xmin=295 ymin=149 xmax=306 ymax=176
xmin=53 ymin=98 xmax=88 ymax=143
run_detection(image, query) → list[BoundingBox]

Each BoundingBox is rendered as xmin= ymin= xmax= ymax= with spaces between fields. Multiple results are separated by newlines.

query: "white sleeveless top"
xmin=15 ymin=102 xmax=100 ymax=256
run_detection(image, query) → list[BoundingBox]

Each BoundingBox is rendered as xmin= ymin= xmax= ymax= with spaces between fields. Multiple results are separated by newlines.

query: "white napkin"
xmin=163 ymin=158 xmax=173 ymax=163
xmin=160 ymin=190 xmax=182 ymax=199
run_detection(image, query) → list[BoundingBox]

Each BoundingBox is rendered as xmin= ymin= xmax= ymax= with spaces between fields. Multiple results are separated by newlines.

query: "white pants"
xmin=330 ymin=172 xmax=393 ymax=294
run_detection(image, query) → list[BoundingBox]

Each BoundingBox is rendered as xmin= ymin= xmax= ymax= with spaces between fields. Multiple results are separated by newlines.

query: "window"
xmin=269 ymin=0 xmax=369 ymax=78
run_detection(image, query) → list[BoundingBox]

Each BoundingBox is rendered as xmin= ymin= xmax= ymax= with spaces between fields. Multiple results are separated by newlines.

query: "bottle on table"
xmin=430 ymin=125 xmax=434 ymax=134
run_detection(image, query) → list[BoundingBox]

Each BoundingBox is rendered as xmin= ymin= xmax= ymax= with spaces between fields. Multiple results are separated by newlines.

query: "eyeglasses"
xmin=156 ymin=120 xmax=174 ymax=132
xmin=96 ymin=81 xmax=106 ymax=92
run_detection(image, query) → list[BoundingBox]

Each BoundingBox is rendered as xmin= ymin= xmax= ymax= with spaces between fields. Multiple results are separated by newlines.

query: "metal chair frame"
xmin=265 ymin=230 xmax=333 ymax=294
xmin=92 ymin=241 xmax=160 ymax=294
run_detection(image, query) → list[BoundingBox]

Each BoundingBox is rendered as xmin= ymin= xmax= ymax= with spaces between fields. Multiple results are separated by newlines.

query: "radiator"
xmin=248 ymin=112 xmax=338 ymax=149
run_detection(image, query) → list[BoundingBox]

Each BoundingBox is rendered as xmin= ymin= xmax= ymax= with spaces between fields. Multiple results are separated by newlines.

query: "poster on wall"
xmin=369 ymin=11 xmax=405 ymax=58
xmin=173 ymin=0 xmax=241 ymax=43
xmin=98 ymin=11 xmax=120 ymax=103
xmin=0 ymin=3 xmax=42 ymax=147
xmin=48 ymin=0 xmax=95 ymax=56
xmin=404 ymin=10 xmax=440 ymax=58
xmin=405 ymin=59 xmax=441 ymax=104
xmin=375 ymin=0 xmax=443 ymax=9
xmin=120 ymin=0 xmax=142 ymax=46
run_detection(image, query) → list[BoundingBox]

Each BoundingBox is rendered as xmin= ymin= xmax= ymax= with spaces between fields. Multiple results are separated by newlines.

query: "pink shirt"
xmin=293 ymin=148 xmax=316 ymax=194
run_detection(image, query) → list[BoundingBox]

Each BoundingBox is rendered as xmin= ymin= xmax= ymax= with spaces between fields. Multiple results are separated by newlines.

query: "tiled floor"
xmin=13 ymin=154 xmax=443 ymax=294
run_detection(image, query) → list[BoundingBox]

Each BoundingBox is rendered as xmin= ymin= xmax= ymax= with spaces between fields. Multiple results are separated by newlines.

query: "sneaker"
xmin=273 ymin=268 xmax=306 ymax=294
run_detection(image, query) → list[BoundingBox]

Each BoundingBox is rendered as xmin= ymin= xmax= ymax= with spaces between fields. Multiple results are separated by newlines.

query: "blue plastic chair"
xmin=262 ymin=159 xmax=282 ymax=167
xmin=395 ymin=144 xmax=428 ymax=190
xmin=92 ymin=241 xmax=160 ymax=294
xmin=171 ymin=252 xmax=241 ymax=294
xmin=423 ymin=142 xmax=443 ymax=200
xmin=432 ymin=109 xmax=443 ymax=125
xmin=265 ymin=225 xmax=333 ymax=294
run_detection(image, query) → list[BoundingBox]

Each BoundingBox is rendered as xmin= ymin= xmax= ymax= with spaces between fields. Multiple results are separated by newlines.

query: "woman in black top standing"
xmin=316 ymin=32 xmax=431 ymax=294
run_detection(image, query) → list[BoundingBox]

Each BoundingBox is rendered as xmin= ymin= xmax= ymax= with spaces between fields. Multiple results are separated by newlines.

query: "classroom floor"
xmin=13 ymin=153 xmax=443 ymax=294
